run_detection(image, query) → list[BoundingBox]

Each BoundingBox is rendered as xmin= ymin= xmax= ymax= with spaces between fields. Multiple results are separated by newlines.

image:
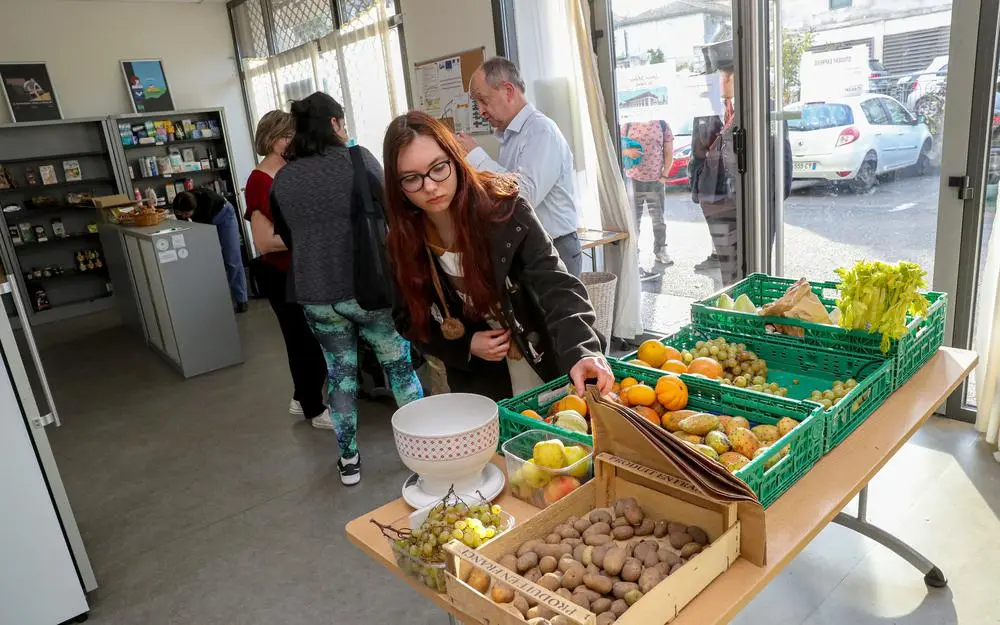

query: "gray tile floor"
xmin=41 ymin=302 xmax=1000 ymax=625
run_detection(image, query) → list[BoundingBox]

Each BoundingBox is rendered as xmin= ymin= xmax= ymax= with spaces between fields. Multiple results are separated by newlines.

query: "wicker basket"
xmin=581 ymin=271 xmax=617 ymax=349
xmin=133 ymin=210 xmax=167 ymax=227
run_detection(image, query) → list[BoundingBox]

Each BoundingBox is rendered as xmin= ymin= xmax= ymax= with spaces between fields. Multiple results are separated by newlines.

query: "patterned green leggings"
xmin=303 ymin=299 xmax=423 ymax=458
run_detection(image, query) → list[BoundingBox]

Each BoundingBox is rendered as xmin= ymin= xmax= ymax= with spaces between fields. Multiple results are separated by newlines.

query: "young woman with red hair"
xmin=382 ymin=111 xmax=613 ymax=400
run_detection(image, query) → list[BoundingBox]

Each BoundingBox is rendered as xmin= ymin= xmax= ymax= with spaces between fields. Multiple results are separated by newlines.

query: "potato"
xmin=667 ymin=522 xmax=687 ymax=535
xmin=621 ymin=557 xmax=642 ymax=582
xmin=573 ymin=544 xmax=587 ymax=563
xmin=597 ymin=613 xmax=617 ymax=625
xmin=688 ymin=526 xmax=709 ymax=546
xmin=566 ymin=515 xmax=579 ymax=525
xmin=634 ymin=518 xmax=655 ymax=536
xmin=539 ymin=555 xmax=558 ymax=574
xmin=545 ymin=533 xmax=562 ymax=545
xmin=590 ymin=509 xmax=613 ymax=525
xmin=656 ymin=561 xmax=671 ymax=576
xmin=591 ymin=597 xmax=613 ymax=614
xmin=562 ymin=537 xmax=582 ymax=548
xmin=610 ymin=598 xmax=629 ymax=617
xmin=517 ymin=539 xmax=541 ymax=558
xmin=592 ymin=544 xmax=611 ymax=568
xmin=583 ymin=573 xmax=614 ymax=595
xmin=499 ymin=553 xmax=518 ymax=571
xmin=632 ymin=541 xmax=656 ymax=563
xmin=570 ymin=591 xmax=591 ymax=611
xmin=556 ymin=588 xmax=573 ymax=601
xmin=638 ymin=567 xmax=664 ymax=593
xmin=625 ymin=589 xmax=644 ymax=606
xmin=587 ymin=563 xmax=602 ymax=576
xmin=669 ymin=532 xmax=692 ymax=549
xmin=512 ymin=595 xmax=530 ymax=617
xmin=539 ymin=572 xmax=562 ymax=591
xmin=681 ymin=542 xmax=702 ymax=558
xmin=602 ymin=546 xmax=626 ymax=576
xmin=669 ymin=562 xmax=684 ymax=575
xmin=468 ymin=567 xmax=490 ymax=593
xmin=561 ymin=565 xmax=585 ymax=590
xmin=573 ymin=517 xmax=592 ymax=534
xmin=492 ymin=583 xmax=515 ymax=603
xmin=623 ymin=500 xmax=644 ymax=526
xmin=612 ymin=581 xmax=638 ymax=599
xmin=576 ymin=587 xmax=601 ymax=602
xmin=552 ymin=617 xmax=574 ymax=625
xmin=585 ymin=534 xmax=613 ymax=547
xmin=583 ymin=521 xmax=611 ymax=538
xmin=612 ymin=525 xmax=634 ymax=540
xmin=612 ymin=516 xmax=631 ymax=528
xmin=524 ymin=567 xmax=543 ymax=583
xmin=653 ymin=520 xmax=669 ymax=538
xmin=517 ymin=552 xmax=539 ymax=573
xmin=582 ymin=546 xmax=594 ymax=567
xmin=613 ymin=497 xmax=636 ymax=517
xmin=500 ymin=603 xmax=522 ymax=618
xmin=625 ymin=539 xmax=641 ymax=558
xmin=536 ymin=544 xmax=573 ymax=560
xmin=657 ymin=547 xmax=681 ymax=567
xmin=558 ymin=556 xmax=577 ymax=573
xmin=526 ymin=606 xmax=542 ymax=619
xmin=555 ymin=524 xmax=581 ymax=540
xmin=642 ymin=550 xmax=659 ymax=568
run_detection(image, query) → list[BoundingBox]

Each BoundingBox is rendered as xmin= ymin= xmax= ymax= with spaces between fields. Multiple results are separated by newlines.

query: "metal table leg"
xmin=832 ymin=486 xmax=947 ymax=587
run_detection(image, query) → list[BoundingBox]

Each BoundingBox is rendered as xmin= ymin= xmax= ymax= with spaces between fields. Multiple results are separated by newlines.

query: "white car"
xmin=905 ymin=56 xmax=948 ymax=112
xmin=786 ymin=95 xmax=933 ymax=193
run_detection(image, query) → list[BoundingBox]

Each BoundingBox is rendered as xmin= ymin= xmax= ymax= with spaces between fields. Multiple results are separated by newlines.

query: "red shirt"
xmin=244 ymin=169 xmax=291 ymax=272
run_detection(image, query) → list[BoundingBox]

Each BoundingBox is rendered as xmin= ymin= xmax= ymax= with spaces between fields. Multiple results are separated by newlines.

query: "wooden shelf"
xmin=122 ymin=137 xmax=224 ymax=150
xmin=0 ymin=150 xmax=109 ymax=166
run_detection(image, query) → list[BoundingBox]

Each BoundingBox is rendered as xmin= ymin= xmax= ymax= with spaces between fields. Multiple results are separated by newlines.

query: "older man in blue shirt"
xmin=457 ymin=57 xmax=583 ymax=277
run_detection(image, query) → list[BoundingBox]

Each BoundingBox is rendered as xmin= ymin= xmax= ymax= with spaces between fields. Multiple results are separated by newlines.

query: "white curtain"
xmin=241 ymin=1 xmax=405 ymax=160
xmin=511 ymin=0 xmax=643 ymax=340
xmin=974 ymin=219 xmax=1000 ymax=462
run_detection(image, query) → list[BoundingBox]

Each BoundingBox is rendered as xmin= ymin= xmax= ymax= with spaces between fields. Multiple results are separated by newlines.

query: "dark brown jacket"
xmin=393 ymin=197 xmax=603 ymax=400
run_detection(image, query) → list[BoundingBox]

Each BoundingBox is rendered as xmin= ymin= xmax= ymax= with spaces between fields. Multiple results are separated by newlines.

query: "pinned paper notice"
xmin=158 ymin=250 xmax=178 ymax=264
xmin=171 ymin=234 xmax=186 ymax=248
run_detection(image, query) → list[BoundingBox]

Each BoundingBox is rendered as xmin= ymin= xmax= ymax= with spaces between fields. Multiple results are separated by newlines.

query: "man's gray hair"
xmin=480 ymin=57 xmax=526 ymax=92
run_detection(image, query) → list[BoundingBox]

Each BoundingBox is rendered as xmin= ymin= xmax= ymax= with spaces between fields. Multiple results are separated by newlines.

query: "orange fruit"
xmin=663 ymin=345 xmax=683 ymax=362
xmin=555 ymin=394 xmax=588 ymax=418
xmin=627 ymin=359 xmax=655 ymax=369
xmin=620 ymin=377 xmax=639 ymax=391
xmin=637 ymin=340 xmax=669 ymax=368
xmin=626 ymin=384 xmax=656 ymax=407
xmin=521 ymin=409 xmax=543 ymax=421
xmin=660 ymin=359 xmax=688 ymax=374
xmin=688 ymin=357 xmax=724 ymax=380
xmin=655 ymin=375 xmax=689 ymax=411
xmin=633 ymin=406 xmax=660 ymax=425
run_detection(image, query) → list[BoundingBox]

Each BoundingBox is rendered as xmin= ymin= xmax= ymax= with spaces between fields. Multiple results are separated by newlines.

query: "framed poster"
xmin=121 ymin=59 xmax=174 ymax=113
xmin=0 ymin=62 xmax=62 ymax=122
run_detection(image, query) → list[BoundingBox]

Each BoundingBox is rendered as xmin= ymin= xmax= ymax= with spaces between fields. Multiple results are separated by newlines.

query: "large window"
xmin=228 ymin=0 xmax=408 ymax=161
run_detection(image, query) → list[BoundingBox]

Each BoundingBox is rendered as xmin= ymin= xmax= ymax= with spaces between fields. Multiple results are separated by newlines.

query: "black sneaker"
xmin=338 ymin=452 xmax=361 ymax=486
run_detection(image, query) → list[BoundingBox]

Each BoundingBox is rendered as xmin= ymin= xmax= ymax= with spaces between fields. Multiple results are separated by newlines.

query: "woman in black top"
xmin=270 ymin=92 xmax=422 ymax=486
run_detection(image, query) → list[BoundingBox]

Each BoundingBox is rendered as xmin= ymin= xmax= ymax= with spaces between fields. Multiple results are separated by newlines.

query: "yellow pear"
xmin=562 ymin=445 xmax=591 ymax=478
xmin=532 ymin=439 xmax=566 ymax=469
xmin=521 ymin=459 xmax=551 ymax=488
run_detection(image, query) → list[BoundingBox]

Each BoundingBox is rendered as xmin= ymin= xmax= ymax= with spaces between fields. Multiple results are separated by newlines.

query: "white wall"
xmin=0 ymin=0 xmax=255 ymax=188
xmin=400 ymin=0 xmax=500 ymax=156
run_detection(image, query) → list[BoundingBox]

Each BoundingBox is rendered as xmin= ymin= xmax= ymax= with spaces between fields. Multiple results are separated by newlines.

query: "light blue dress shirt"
xmin=466 ymin=103 xmax=579 ymax=239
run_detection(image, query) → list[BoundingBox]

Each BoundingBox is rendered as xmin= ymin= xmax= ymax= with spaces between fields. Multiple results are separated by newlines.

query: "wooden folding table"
xmin=345 ymin=347 xmax=977 ymax=624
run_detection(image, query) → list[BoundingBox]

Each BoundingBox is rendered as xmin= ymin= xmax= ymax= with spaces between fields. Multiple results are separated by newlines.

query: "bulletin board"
xmin=413 ymin=46 xmax=491 ymax=135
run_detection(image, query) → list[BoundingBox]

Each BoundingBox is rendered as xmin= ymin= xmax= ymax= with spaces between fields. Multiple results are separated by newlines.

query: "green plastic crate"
xmin=499 ymin=361 xmax=822 ymax=507
xmin=689 ymin=273 xmax=946 ymax=390
xmin=621 ymin=324 xmax=895 ymax=453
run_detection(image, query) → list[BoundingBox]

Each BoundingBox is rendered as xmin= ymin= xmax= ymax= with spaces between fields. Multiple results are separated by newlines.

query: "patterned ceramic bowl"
xmin=391 ymin=393 xmax=499 ymax=497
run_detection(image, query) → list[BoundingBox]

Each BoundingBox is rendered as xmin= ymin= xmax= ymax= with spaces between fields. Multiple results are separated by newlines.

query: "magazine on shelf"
xmin=63 ymin=160 xmax=82 ymax=182
xmin=39 ymin=165 xmax=58 ymax=185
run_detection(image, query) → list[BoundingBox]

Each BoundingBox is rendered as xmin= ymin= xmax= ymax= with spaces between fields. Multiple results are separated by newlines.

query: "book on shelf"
xmin=156 ymin=156 xmax=173 ymax=176
xmin=181 ymin=148 xmax=195 ymax=163
xmin=24 ymin=166 xmax=40 ymax=186
xmin=165 ymin=183 xmax=177 ymax=204
xmin=39 ymin=165 xmax=58 ymax=185
xmin=63 ymin=160 xmax=82 ymax=182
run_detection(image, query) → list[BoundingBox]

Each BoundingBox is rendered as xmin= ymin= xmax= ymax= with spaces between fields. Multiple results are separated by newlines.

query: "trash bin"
xmin=581 ymin=272 xmax=617 ymax=351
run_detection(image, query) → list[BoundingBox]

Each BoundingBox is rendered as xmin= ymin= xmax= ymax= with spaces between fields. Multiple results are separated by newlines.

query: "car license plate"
xmin=793 ymin=161 xmax=817 ymax=171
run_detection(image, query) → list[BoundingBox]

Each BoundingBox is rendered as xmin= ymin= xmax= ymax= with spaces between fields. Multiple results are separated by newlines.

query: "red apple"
xmin=543 ymin=475 xmax=581 ymax=506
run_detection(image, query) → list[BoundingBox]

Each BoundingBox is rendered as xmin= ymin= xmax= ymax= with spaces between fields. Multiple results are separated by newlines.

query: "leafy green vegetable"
xmin=835 ymin=260 xmax=929 ymax=353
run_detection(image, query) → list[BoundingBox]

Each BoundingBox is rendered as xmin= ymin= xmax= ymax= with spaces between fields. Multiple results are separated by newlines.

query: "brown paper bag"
xmin=587 ymin=388 xmax=768 ymax=566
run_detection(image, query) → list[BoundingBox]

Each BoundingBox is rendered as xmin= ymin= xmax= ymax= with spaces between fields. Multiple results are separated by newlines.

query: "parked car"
xmin=906 ymin=56 xmax=948 ymax=113
xmin=665 ymin=116 xmax=693 ymax=186
xmin=868 ymin=59 xmax=892 ymax=94
xmin=786 ymin=94 xmax=933 ymax=193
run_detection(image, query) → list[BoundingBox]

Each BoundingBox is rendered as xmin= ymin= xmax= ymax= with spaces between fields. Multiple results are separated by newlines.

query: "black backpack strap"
xmin=349 ymin=145 xmax=376 ymax=217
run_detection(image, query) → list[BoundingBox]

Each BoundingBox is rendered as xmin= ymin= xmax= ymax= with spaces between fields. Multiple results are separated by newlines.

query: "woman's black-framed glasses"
xmin=399 ymin=160 xmax=453 ymax=193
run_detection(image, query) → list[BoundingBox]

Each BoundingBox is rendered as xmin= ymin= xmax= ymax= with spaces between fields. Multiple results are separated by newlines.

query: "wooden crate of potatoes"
xmin=442 ymin=453 xmax=741 ymax=625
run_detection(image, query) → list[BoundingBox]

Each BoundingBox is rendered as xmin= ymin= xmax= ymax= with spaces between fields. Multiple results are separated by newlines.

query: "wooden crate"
xmin=442 ymin=453 xmax=741 ymax=625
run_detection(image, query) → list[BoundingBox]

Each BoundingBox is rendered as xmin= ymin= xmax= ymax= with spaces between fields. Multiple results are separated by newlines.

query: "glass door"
xmin=768 ymin=0 xmax=954 ymax=285
xmin=606 ymin=0 xmax=747 ymax=331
